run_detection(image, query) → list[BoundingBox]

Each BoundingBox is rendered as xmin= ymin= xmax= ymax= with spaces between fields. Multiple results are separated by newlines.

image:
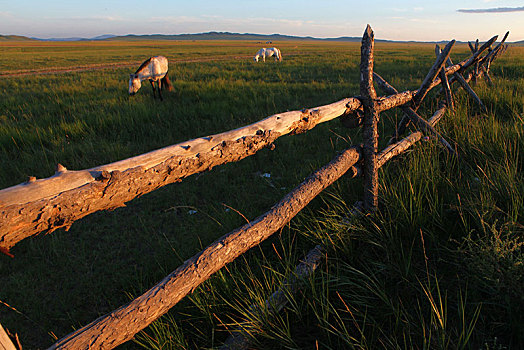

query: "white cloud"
xmin=457 ymin=6 xmax=524 ymax=13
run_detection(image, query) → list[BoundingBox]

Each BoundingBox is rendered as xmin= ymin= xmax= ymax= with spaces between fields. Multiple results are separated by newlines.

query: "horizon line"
xmin=1 ymin=30 xmax=522 ymax=43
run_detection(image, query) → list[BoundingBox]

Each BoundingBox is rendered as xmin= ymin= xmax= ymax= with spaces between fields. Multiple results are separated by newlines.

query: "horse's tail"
xmin=162 ymin=74 xmax=173 ymax=92
xmin=278 ymin=49 xmax=283 ymax=62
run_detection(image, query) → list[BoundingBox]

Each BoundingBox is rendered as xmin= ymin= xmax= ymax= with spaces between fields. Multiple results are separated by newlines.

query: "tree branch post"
xmin=360 ymin=25 xmax=379 ymax=211
xmin=435 ymin=45 xmax=455 ymax=111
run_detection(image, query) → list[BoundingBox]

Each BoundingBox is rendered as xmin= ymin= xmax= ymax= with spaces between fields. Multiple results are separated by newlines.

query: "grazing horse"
xmin=254 ymin=47 xmax=282 ymax=62
xmin=129 ymin=56 xmax=173 ymax=100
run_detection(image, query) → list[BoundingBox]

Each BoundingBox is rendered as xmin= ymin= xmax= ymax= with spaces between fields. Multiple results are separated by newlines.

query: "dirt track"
xmin=0 ymin=55 xmax=254 ymax=77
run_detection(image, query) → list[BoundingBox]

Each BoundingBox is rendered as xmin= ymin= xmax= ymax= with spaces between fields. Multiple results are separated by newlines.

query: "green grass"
xmin=0 ymin=40 xmax=522 ymax=349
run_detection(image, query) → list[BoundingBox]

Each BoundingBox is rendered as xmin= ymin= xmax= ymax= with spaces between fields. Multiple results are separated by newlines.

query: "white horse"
xmin=129 ymin=56 xmax=173 ymax=100
xmin=254 ymin=47 xmax=282 ymax=62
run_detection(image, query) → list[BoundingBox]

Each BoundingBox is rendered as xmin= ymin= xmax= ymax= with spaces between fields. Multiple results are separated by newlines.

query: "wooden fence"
xmin=0 ymin=25 xmax=509 ymax=349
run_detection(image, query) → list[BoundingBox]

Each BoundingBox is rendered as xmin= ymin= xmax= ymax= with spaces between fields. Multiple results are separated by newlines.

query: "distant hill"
xmin=4 ymin=31 xmax=523 ymax=44
xmin=0 ymin=34 xmax=36 ymax=41
xmin=34 ymin=37 xmax=86 ymax=41
xmin=108 ymin=31 xmax=365 ymax=42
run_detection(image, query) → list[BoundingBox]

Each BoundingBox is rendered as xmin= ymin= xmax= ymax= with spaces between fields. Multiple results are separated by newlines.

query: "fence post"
xmin=360 ymin=25 xmax=379 ymax=211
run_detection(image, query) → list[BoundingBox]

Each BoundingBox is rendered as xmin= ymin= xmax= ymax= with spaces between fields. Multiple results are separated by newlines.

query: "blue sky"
xmin=0 ymin=0 xmax=523 ymax=41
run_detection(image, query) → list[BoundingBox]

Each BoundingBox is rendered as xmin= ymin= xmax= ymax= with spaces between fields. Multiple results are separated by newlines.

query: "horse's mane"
xmin=135 ymin=57 xmax=152 ymax=74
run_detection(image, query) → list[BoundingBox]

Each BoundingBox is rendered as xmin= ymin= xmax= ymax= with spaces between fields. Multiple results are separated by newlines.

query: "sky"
xmin=0 ymin=0 xmax=523 ymax=42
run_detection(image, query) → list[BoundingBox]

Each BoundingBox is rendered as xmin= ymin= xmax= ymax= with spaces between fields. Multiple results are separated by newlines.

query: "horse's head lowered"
xmin=128 ymin=74 xmax=142 ymax=95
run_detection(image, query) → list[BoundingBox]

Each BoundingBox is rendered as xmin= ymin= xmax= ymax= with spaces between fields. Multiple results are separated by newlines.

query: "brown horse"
xmin=129 ymin=56 xmax=173 ymax=100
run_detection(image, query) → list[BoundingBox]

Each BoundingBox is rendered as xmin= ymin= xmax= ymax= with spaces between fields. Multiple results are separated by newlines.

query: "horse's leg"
xmin=150 ymin=80 xmax=156 ymax=99
xmin=157 ymin=79 xmax=163 ymax=101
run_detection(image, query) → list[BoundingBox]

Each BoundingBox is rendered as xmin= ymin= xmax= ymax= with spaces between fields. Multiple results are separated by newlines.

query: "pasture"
xmin=0 ymin=39 xmax=522 ymax=349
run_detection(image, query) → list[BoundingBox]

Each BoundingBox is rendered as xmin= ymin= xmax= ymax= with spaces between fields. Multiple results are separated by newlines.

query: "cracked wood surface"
xmin=360 ymin=24 xmax=379 ymax=210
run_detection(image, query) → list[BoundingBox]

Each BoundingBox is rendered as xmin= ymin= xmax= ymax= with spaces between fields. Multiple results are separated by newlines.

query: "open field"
xmin=0 ymin=39 xmax=522 ymax=349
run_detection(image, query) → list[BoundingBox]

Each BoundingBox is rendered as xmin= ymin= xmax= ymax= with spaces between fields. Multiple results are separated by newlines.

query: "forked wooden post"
xmin=474 ymin=39 xmax=480 ymax=80
xmin=435 ymin=45 xmax=455 ymax=111
xmin=389 ymin=39 xmax=455 ymax=143
xmin=373 ymin=73 xmax=456 ymax=155
xmin=360 ymin=25 xmax=379 ymax=211
xmin=447 ymin=56 xmax=487 ymax=113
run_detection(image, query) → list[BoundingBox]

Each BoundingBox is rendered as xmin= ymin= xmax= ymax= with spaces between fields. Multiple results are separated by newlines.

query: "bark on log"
xmin=0 ymin=97 xmax=359 ymax=251
xmin=377 ymin=103 xmax=447 ymax=168
xmin=374 ymin=73 xmax=454 ymax=154
xmin=435 ymin=45 xmax=455 ymax=111
xmin=221 ymin=245 xmax=326 ymax=350
xmin=390 ymin=39 xmax=455 ymax=143
xmin=47 ymin=146 xmax=361 ymax=350
xmin=460 ymin=35 xmax=498 ymax=71
xmin=360 ymin=24 xmax=379 ymax=211
xmin=448 ymin=57 xmax=487 ymax=113
xmin=467 ymin=41 xmax=475 ymax=53
xmin=484 ymin=70 xmax=494 ymax=86
xmin=400 ymin=107 xmax=455 ymax=154
xmin=474 ymin=39 xmax=480 ymax=79
xmin=412 ymin=40 xmax=456 ymax=109
xmin=478 ymin=32 xmax=509 ymax=67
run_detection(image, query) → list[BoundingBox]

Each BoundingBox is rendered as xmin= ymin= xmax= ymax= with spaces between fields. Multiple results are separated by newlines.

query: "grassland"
xmin=0 ymin=39 xmax=522 ymax=349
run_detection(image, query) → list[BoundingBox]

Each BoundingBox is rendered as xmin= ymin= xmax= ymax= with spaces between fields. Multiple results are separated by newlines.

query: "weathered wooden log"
xmin=400 ymin=107 xmax=455 ymax=154
xmin=448 ymin=57 xmax=487 ymax=112
xmin=47 ymin=145 xmax=361 ymax=350
xmin=412 ymin=40 xmax=455 ymax=109
xmin=478 ymin=31 xmax=509 ymax=67
xmin=377 ymin=103 xmax=447 ymax=168
xmin=439 ymin=68 xmax=455 ymax=110
xmin=460 ymin=35 xmax=498 ymax=71
xmin=390 ymin=40 xmax=455 ymax=142
xmin=360 ymin=24 xmax=379 ymax=211
xmin=474 ymin=39 xmax=480 ymax=79
xmin=221 ymin=245 xmax=326 ymax=350
xmin=374 ymin=73 xmax=455 ymax=155
xmin=482 ymin=50 xmax=494 ymax=78
xmin=467 ymin=41 xmax=475 ymax=53
xmin=0 ymin=97 xmax=360 ymax=251
xmin=435 ymin=45 xmax=454 ymax=111
xmin=481 ymin=65 xmax=494 ymax=85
